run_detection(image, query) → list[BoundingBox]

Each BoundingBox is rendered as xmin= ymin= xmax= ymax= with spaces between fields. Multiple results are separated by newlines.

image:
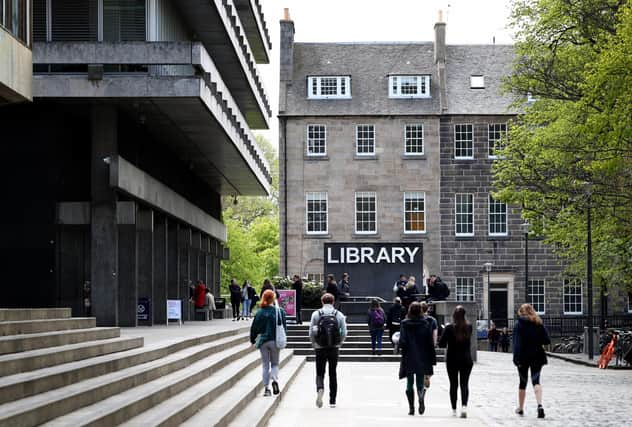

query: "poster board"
xmin=167 ymin=299 xmax=182 ymax=325
xmin=277 ymin=289 xmax=296 ymax=317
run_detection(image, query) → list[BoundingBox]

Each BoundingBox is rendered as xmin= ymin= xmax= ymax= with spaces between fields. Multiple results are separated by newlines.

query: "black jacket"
xmin=439 ymin=323 xmax=473 ymax=367
xmin=428 ymin=277 xmax=449 ymax=300
xmin=229 ymin=283 xmax=241 ymax=302
xmin=398 ymin=317 xmax=436 ymax=378
xmin=512 ymin=317 xmax=550 ymax=367
xmin=326 ymin=281 xmax=339 ymax=300
xmin=291 ymin=280 xmax=303 ymax=303
xmin=387 ymin=304 xmax=406 ymax=327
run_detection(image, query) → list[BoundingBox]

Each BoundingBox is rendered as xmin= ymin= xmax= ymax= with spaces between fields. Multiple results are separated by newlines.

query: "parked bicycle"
xmin=551 ymin=335 xmax=583 ymax=354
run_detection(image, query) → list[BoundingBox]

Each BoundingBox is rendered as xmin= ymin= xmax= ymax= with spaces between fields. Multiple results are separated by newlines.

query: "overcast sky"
xmin=253 ymin=0 xmax=515 ymax=147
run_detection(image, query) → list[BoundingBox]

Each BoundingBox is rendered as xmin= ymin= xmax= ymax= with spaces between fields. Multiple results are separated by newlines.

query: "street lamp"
xmin=520 ymin=221 xmax=531 ymax=304
xmin=484 ymin=262 xmax=493 ymax=322
xmin=585 ymin=183 xmax=594 ymax=360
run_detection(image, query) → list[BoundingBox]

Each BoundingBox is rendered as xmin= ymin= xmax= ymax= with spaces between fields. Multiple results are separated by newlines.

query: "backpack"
xmin=369 ymin=308 xmax=385 ymax=329
xmin=316 ymin=310 xmax=341 ymax=348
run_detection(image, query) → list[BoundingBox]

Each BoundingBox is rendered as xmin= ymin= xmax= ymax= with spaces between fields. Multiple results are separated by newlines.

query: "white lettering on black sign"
xmin=327 ymin=246 xmax=419 ymax=264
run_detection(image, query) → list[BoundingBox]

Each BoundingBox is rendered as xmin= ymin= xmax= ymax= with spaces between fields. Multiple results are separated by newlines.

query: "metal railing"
xmin=480 ymin=315 xmax=632 ymax=337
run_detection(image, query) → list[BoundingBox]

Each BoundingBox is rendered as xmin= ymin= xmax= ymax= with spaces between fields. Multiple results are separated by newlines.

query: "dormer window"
xmin=389 ymin=75 xmax=431 ymax=98
xmin=307 ymin=76 xmax=351 ymax=99
xmin=470 ymin=75 xmax=485 ymax=89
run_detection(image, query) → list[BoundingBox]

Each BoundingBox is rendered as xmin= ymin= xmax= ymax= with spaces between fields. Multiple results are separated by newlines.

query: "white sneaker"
xmin=316 ymin=389 xmax=324 ymax=408
xmin=452 ymin=409 xmax=457 ymax=417
xmin=460 ymin=406 xmax=467 ymax=418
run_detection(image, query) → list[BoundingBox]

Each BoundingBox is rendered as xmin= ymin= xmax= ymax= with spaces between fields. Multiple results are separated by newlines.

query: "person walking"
xmin=229 ymin=279 xmax=241 ymax=321
xmin=309 ymin=293 xmax=347 ymax=408
xmin=292 ymin=275 xmax=303 ymax=325
xmin=398 ymin=302 xmax=435 ymax=416
xmin=260 ymin=278 xmax=280 ymax=300
xmin=250 ymin=290 xmax=287 ymax=396
xmin=513 ymin=303 xmax=550 ymax=419
xmin=367 ymin=299 xmax=386 ymax=356
xmin=438 ymin=305 xmax=473 ymax=418
xmin=325 ymin=274 xmax=339 ymax=307
xmin=387 ymin=297 xmax=406 ymax=353
xmin=241 ymin=280 xmax=251 ymax=320
xmin=420 ymin=302 xmax=438 ymax=389
xmin=488 ymin=322 xmax=500 ymax=352
xmin=500 ymin=327 xmax=511 ymax=352
xmin=338 ymin=273 xmax=351 ymax=302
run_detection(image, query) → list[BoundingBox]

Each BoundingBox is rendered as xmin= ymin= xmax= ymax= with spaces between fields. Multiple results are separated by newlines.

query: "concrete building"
xmin=278 ymin=13 xmax=632 ymax=322
xmin=0 ymin=0 xmax=272 ymax=326
xmin=0 ymin=0 xmax=32 ymax=103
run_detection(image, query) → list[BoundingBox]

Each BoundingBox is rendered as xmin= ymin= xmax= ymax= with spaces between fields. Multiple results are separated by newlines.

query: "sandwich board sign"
xmin=167 ymin=299 xmax=182 ymax=326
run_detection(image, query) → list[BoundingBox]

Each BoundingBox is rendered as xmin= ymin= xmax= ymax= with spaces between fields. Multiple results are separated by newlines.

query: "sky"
xmin=253 ymin=0 xmax=516 ymax=147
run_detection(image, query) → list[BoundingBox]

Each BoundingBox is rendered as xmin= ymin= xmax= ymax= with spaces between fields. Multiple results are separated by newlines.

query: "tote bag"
xmin=275 ymin=303 xmax=287 ymax=349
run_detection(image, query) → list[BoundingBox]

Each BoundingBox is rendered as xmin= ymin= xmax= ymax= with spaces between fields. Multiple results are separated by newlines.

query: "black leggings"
xmin=517 ymin=364 xmax=542 ymax=389
xmin=447 ymin=362 xmax=473 ymax=410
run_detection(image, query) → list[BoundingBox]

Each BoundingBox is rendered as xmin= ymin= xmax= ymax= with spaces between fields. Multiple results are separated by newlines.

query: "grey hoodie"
xmin=309 ymin=304 xmax=348 ymax=349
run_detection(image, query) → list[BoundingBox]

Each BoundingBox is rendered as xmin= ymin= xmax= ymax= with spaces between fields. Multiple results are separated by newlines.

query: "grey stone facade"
xmin=279 ymin=16 xmax=631 ymax=320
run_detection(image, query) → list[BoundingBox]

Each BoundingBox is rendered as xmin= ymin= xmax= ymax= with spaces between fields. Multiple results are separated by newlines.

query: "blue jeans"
xmin=242 ymin=299 xmax=251 ymax=317
xmin=370 ymin=329 xmax=383 ymax=351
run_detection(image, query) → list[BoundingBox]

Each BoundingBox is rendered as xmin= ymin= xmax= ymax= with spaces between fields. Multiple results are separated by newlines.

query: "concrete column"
xmin=91 ymin=105 xmax=119 ymax=326
xmin=190 ymin=230 xmax=201 ymax=283
xmin=118 ymin=202 xmax=137 ymax=327
xmin=167 ymin=221 xmax=179 ymax=299
xmin=137 ymin=207 xmax=154 ymax=326
xmin=154 ymin=214 xmax=168 ymax=324
xmin=201 ymin=235 xmax=210 ymax=285
xmin=178 ymin=226 xmax=192 ymax=320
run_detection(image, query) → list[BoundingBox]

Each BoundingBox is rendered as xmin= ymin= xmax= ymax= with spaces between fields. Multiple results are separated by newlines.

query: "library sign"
xmin=324 ymin=242 xmax=423 ymax=300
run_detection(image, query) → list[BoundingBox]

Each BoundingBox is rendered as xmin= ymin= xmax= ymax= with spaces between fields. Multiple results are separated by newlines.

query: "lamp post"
xmin=484 ymin=262 xmax=493 ymax=322
xmin=586 ymin=187 xmax=594 ymax=360
xmin=520 ymin=221 xmax=531 ymax=304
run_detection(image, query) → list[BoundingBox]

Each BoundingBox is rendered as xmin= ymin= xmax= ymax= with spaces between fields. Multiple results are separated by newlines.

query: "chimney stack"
xmin=434 ymin=10 xmax=446 ymax=64
xmin=279 ymin=8 xmax=295 ymax=113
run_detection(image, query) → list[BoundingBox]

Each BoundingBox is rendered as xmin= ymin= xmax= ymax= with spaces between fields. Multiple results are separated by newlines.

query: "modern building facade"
xmin=0 ymin=0 xmax=32 ymax=103
xmin=0 ymin=0 xmax=272 ymax=326
xmin=278 ymin=13 xmax=632 ymax=321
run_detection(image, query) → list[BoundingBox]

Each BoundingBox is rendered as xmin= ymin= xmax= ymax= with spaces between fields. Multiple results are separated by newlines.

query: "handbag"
xmin=275 ymin=303 xmax=287 ymax=349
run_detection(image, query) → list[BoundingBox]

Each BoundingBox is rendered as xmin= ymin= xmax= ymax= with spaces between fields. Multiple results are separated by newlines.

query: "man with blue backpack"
xmin=309 ymin=293 xmax=347 ymax=408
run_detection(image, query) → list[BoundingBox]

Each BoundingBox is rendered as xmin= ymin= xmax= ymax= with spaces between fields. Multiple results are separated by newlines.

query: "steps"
xmin=0 ymin=308 xmax=305 ymax=427
xmin=286 ymin=324 xmax=445 ymax=362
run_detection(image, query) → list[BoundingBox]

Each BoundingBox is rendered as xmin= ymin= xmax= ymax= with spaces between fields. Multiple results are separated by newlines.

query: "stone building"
xmin=0 ymin=0 xmax=32 ymax=104
xmin=0 ymin=0 xmax=272 ymax=326
xmin=278 ymin=12 xmax=631 ymax=322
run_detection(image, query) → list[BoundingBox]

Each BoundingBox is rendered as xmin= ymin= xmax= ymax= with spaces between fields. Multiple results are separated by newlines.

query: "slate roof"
xmin=284 ymin=42 xmax=520 ymax=116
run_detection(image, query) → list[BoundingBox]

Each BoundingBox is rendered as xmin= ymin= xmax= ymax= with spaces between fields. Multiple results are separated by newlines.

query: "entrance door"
xmin=489 ymin=284 xmax=508 ymax=328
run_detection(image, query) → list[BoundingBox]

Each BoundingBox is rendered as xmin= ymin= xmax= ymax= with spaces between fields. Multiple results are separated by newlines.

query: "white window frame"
xmin=527 ymin=279 xmax=546 ymax=315
xmin=488 ymin=195 xmax=508 ymax=236
xmin=355 ymin=191 xmax=377 ymax=234
xmin=563 ymin=279 xmax=583 ymax=315
xmin=389 ymin=75 xmax=431 ymax=98
xmin=305 ymin=192 xmax=328 ymax=235
xmin=356 ymin=124 xmax=375 ymax=156
xmin=454 ymin=124 xmax=474 ymax=159
xmin=403 ymin=192 xmax=426 ymax=234
xmin=455 ymin=193 xmax=474 ymax=236
xmin=488 ymin=123 xmax=507 ymax=158
xmin=307 ymin=76 xmax=351 ymax=99
xmin=404 ymin=124 xmax=425 ymax=155
xmin=306 ymin=273 xmax=324 ymax=285
xmin=456 ymin=278 xmax=475 ymax=302
xmin=470 ymin=75 xmax=485 ymax=89
xmin=306 ymin=124 xmax=327 ymax=157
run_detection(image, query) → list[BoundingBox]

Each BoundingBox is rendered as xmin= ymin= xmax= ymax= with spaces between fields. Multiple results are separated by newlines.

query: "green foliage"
xmin=494 ymin=0 xmax=632 ymax=294
xmin=220 ymin=135 xmax=280 ymax=294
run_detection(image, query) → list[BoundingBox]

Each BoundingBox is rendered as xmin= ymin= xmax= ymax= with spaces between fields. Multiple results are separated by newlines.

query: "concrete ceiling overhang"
xmin=32 ymin=41 xmax=271 ymax=197
xmin=175 ymin=0 xmax=271 ymax=129
xmin=233 ymin=0 xmax=272 ymax=63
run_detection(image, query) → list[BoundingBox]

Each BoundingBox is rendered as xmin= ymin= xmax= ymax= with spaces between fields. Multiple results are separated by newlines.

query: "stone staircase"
xmin=0 ymin=308 xmax=305 ymax=427
xmin=287 ymin=324 xmax=445 ymax=362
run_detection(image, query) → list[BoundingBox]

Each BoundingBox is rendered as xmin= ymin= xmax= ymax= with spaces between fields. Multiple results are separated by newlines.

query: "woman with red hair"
xmin=250 ymin=288 xmax=287 ymax=396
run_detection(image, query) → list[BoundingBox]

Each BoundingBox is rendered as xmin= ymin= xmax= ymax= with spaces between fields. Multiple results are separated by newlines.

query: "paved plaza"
xmin=269 ymin=352 xmax=632 ymax=427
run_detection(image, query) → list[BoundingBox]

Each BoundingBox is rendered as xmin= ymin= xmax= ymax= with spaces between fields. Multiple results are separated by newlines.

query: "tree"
xmin=493 ymin=0 xmax=632 ymax=295
xmin=220 ymin=135 xmax=280 ymax=293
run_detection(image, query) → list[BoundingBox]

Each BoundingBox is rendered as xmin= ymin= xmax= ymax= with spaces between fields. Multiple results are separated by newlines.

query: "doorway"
xmin=489 ymin=283 xmax=508 ymax=328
